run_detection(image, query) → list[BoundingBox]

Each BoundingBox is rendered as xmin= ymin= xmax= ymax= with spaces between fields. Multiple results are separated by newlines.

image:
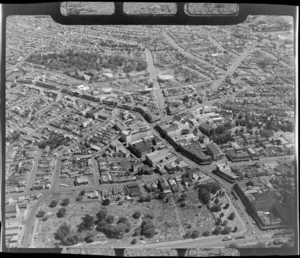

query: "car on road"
xmin=222 ymin=236 xmax=232 ymax=241
xmin=235 ymin=235 xmax=245 ymax=239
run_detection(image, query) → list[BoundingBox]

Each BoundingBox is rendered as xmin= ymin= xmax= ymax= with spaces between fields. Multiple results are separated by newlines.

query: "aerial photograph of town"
xmin=3 ymin=2 xmax=298 ymax=256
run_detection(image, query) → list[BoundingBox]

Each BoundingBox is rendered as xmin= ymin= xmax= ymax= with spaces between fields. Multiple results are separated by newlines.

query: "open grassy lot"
xmin=174 ymin=190 xmax=216 ymax=237
xmin=155 ymin=198 xmax=183 ymax=242
xmin=33 ymin=187 xmax=243 ymax=248
xmin=209 ymin=192 xmax=244 ymax=234
xmin=33 ymin=192 xmax=183 ymax=247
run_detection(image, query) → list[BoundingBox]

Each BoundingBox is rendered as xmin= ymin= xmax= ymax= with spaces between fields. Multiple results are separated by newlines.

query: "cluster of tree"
xmin=77 ymin=214 xmax=95 ymax=232
xmin=212 ymin=225 xmax=233 ymax=235
xmin=198 ymin=187 xmax=211 ymax=205
xmin=183 ymin=229 xmax=200 ymax=239
xmin=139 ymin=193 xmax=155 ymax=203
xmin=139 ymin=215 xmax=156 ymax=238
xmin=36 ymin=131 xmax=68 ymax=150
xmin=202 ymin=230 xmax=211 ymax=237
xmin=211 ymin=131 xmax=233 ymax=145
xmin=26 ymin=50 xmax=147 ymax=74
xmin=94 ymin=208 xmax=131 ymax=239
xmin=198 ymin=183 xmax=222 ymax=205
xmin=54 ymin=223 xmax=79 ymax=246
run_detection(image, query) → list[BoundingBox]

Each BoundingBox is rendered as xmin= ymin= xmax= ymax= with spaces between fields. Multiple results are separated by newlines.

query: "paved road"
xmin=207 ymin=35 xmax=239 ymax=58
xmin=24 ymin=148 xmax=42 ymax=192
xmin=162 ymin=31 xmax=223 ymax=72
xmin=145 ymin=48 xmax=165 ymax=119
xmin=211 ymin=42 xmax=258 ymax=91
xmin=7 ymin=48 xmax=38 ymax=74
xmin=22 ymin=193 xmax=51 ymax=247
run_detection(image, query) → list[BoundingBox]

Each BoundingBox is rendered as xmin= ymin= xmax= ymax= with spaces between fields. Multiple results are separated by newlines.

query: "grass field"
xmin=33 ymin=188 xmax=242 ymax=247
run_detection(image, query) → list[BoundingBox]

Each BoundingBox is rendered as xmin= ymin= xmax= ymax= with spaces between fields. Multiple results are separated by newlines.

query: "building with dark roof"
xmin=128 ymin=139 xmax=152 ymax=159
xmin=199 ymin=123 xmax=213 ymax=136
xmin=226 ymin=149 xmax=250 ymax=162
xmin=206 ymin=142 xmax=225 ymax=161
xmin=124 ymin=182 xmax=141 ymax=197
xmin=180 ymin=142 xmax=212 ymax=165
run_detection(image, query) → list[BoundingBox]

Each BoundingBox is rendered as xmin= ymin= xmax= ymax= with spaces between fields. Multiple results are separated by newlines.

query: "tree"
xmin=183 ymin=230 xmax=192 ymax=239
xmin=232 ymin=226 xmax=238 ymax=232
xmin=139 ymin=195 xmax=146 ymax=203
xmin=215 ymin=218 xmax=222 ymax=226
xmin=158 ymin=192 xmax=166 ymax=200
xmin=183 ymin=95 xmax=189 ymax=103
xmin=211 ymin=183 xmax=221 ymax=194
xmin=54 ymin=223 xmax=71 ymax=242
xmin=131 ymin=238 xmax=137 ymax=244
xmin=141 ymin=218 xmax=155 ymax=238
xmin=190 ymin=230 xmax=200 ymax=239
xmin=79 ymin=190 xmax=86 ymax=196
xmin=133 ymin=226 xmax=142 ymax=236
xmin=77 ymin=214 xmax=95 ymax=232
xmin=49 ymin=200 xmax=58 ymax=208
xmin=102 ymin=199 xmax=110 ymax=206
xmin=223 ymin=203 xmax=229 ymax=209
xmin=224 ymin=122 xmax=232 ymax=129
xmin=106 ymin=215 xmax=115 ymax=224
xmin=96 ymin=208 xmax=108 ymax=222
xmin=222 ymin=220 xmax=228 ymax=227
xmin=133 ymin=211 xmax=141 ymax=219
xmin=63 ymin=234 xmax=79 ymax=246
xmin=96 ymin=220 xmax=110 ymax=233
xmin=61 ymin=198 xmax=70 ymax=206
xmin=214 ymin=198 xmax=220 ymax=204
xmin=215 ymin=125 xmax=226 ymax=135
xmin=210 ymin=204 xmax=222 ymax=212
xmin=198 ymin=188 xmax=211 ymax=204
xmin=228 ymin=212 xmax=236 ymax=220
xmin=202 ymin=230 xmax=210 ymax=237
xmin=117 ymin=217 xmax=131 ymax=232
xmin=57 ymin=207 xmax=67 ymax=218
xmin=213 ymin=226 xmax=222 ymax=235
xmin=145 ymin=194 xmax=152 ymax=202
xmin=76 ymin=196 xmax=83 ymax=202
xmin=84 ymin=234 xmax=94 ymax=243
xmin=36 ymin=210 xmax=45 ymax=218
xmin=222 ymin=226 xmax=232 ymax=235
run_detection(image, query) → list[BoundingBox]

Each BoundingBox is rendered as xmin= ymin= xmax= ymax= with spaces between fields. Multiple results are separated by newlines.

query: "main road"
xmin=145 ymin=48 xmax=165 ymax=119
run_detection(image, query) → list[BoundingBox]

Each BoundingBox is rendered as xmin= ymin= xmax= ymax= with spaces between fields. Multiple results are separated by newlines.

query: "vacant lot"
xmin=33 ymin=192 xmax=183 ymax=247
xmin=174 ymin=190 xmax=216 ymax=236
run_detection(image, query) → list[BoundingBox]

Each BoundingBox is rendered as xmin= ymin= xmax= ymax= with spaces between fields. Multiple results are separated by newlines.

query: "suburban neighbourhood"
xmin=4 ymin=3 xmax=297 ymax=256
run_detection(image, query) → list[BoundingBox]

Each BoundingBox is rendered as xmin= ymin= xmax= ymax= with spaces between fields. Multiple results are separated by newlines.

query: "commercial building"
xmin=117 ymin=118 xmax=152 ymax=144
xmin=206 ymin=142 xmax=225 ymax=161
xmin=145 ymin=148 xmax=172 ymax=167
xmin=123 ymin=182 xmax=141 ymax=197
xmin=199 ymin=123 xmax=213 ymax=136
